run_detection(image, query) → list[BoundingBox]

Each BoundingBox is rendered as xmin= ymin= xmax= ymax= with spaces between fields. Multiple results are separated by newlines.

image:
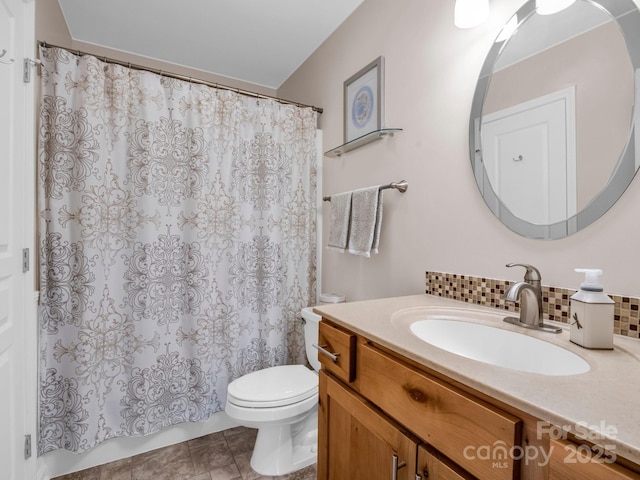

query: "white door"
xmin=482 ymin=87 xmax=576 ymax=225
xmin=0 ymin=1 xmax=36 ymax=479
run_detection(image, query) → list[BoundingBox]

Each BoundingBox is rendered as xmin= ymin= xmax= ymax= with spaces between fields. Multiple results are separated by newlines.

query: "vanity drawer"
xmin=317 ymin=321 xmax=356 ymax=382
xmin=359 ymin=342 xmax=522 ymax=480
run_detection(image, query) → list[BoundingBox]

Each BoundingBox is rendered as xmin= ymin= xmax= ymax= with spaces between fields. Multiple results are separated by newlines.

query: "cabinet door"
xmin=417 ymin=445 xmax=475 ymax=480
xmin=318 ymin=370 xmax=418 ymax=480
xmin=549 ymin=438 xmax=640 ymax=480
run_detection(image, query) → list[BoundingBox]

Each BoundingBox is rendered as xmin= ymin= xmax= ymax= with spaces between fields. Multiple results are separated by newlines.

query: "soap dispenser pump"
xmin=569 ymin=268 xmax=614 ymax=349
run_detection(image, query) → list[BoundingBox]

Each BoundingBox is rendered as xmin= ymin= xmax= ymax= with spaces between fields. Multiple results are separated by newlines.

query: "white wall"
xmin=278 ymin=0 xmax=640 ymax=300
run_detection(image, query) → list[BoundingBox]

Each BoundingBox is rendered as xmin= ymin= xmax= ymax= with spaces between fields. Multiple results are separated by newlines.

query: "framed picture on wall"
xmin=344 ymin=56 xmax=384 ymax=143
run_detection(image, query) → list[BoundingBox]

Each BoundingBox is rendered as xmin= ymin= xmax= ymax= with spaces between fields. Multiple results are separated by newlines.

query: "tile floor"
xmin=52 ymin=426 xmax=316 ymax=480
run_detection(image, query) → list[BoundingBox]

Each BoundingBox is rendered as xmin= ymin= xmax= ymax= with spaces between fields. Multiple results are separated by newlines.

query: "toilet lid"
xmin=227 ymin=365 xmax=318 ymax=408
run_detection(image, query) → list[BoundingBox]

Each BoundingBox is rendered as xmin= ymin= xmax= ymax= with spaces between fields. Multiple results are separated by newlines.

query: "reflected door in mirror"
xmin=482 ymin=88 xmax=576 ymax=225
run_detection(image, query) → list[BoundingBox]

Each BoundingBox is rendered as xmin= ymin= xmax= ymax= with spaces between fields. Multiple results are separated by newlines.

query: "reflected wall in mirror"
xmin=470 ymin=0 xmax=640 ymax=239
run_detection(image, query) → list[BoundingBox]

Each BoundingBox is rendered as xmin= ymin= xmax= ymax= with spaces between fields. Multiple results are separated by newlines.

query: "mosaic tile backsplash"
xmin=425 ymin=271 xmax=640 ymax=339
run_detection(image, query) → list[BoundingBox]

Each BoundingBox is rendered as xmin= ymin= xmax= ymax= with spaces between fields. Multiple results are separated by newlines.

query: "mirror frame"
xmin=470 ymin=0 xmax=640 ymax=239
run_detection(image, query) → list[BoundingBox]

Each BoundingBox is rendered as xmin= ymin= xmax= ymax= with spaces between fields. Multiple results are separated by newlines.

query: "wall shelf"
xmin=324 ymin=128 xmax=402 ymax=157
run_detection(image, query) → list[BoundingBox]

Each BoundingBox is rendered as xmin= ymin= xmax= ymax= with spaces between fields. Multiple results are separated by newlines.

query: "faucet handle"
xmin=506 ymin=263 xmax=541 ymax=282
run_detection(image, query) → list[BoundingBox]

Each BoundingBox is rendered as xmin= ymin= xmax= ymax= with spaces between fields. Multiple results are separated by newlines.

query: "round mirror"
xmin=470 ymin=0 xmax=640 ymax=239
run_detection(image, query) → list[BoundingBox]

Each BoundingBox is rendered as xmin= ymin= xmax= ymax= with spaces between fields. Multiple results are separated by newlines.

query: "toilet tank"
xmin=301 ymin=307 xmax=322 ymax=372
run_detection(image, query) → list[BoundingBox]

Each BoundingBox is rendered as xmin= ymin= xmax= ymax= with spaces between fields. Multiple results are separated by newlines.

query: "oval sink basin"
xmin=409 ymin=317 xmax=590 ymax=376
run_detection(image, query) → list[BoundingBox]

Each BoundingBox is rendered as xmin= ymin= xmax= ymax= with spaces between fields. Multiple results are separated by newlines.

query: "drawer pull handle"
xmin=313 ymin=344 xmax=340 ymax=362
xmin=392 ymin=454 xmax=406 ymax=480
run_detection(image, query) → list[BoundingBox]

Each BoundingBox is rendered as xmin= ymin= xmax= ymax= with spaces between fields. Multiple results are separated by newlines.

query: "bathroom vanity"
xmin=313 ymin=295 xmax=640 ymax=479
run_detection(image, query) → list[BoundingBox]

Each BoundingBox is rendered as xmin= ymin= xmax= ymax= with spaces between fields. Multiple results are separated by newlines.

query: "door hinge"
xmin=24 ymin=434 xmax=31 ymax=459
xmin=23 ymin=58 xmax=31 ymax=83
xmin=22 ymin=248 xmax=29 ymax=273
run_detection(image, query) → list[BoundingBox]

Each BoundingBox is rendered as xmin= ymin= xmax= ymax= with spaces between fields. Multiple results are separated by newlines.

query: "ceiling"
xmin=57 ymin=0 xmax=364 ymax=89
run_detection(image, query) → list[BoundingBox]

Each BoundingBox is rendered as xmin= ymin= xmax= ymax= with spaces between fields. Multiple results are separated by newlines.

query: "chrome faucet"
xmin=503 ymin=263 xmax=561 ymax=334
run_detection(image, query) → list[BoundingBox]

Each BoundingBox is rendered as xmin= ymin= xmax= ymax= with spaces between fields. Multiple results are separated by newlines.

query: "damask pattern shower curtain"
xmin=37 ymin=46 xmax=318 ymax=454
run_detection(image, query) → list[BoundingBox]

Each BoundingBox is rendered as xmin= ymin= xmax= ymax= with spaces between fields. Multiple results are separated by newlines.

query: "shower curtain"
xmin=37 ymin=46 xmax=318 ymax=454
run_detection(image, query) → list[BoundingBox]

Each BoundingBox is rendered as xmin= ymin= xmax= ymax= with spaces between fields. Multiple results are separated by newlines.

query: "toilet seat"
xmin=227 ymin=364 xmax=318 ymax=408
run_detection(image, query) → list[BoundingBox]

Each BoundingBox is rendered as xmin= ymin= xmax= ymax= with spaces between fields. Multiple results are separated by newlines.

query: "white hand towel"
xmin=327 ymin=192 xmax=352 ymax=252
xmin=348 ymin=186 xmax=383 ymax=257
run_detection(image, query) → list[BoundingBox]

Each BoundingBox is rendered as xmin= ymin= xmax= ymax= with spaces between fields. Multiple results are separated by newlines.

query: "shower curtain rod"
xmin=37 ymin=41 xmax=323 ymax=114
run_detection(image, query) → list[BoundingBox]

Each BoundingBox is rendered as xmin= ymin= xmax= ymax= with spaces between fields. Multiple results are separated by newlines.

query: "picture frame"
xmin=344 ymin=56 xmax=384 ymax=143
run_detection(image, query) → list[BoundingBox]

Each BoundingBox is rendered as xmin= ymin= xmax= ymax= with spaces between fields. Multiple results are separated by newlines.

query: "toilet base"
xmin=249 ymin=408 xmax=318 ymax=476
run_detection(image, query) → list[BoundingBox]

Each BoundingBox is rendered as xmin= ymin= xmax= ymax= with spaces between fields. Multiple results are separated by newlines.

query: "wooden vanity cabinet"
xmin=548 ymin=438 xmax=640 ymax=480
xmin=318 ymin=371 xmax=418 ymax=480
xmin=317 ymin=320 xmax=519 ymax=480
xmin=358 ymin=342 xmax=521 ymax=479
xmin=317 ymin=319 xmax=640 ymax=480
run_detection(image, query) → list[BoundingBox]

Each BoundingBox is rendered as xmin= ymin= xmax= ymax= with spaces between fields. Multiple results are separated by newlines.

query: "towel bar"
xmin=323 ymin=180 xmax=408 ymax=201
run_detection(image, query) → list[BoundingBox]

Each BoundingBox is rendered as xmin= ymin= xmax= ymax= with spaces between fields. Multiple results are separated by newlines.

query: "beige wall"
xmin=278 ymin=0 xmax=640 ymax=300
xmin=35 ymin=0 xmax=277 ymax=96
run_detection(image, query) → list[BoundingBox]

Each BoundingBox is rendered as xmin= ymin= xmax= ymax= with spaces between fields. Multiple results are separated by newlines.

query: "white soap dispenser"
xmin=569 ymin=268 xmax=614 ymax=349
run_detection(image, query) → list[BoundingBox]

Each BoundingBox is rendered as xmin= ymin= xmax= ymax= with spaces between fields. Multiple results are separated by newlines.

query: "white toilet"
xmin=224 ymin=306 xmax=324 ymax=476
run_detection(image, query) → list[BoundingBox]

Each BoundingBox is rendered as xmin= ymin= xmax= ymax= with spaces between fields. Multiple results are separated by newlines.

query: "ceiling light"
xmin=454 ymin=0 xmax=490 ymax=29
xmin=536 ymin=0 xmax=576 ymax=15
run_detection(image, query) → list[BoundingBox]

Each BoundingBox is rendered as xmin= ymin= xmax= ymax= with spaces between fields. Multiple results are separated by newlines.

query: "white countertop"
xmin=313 ymin=294 xmax=640 ymax=465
